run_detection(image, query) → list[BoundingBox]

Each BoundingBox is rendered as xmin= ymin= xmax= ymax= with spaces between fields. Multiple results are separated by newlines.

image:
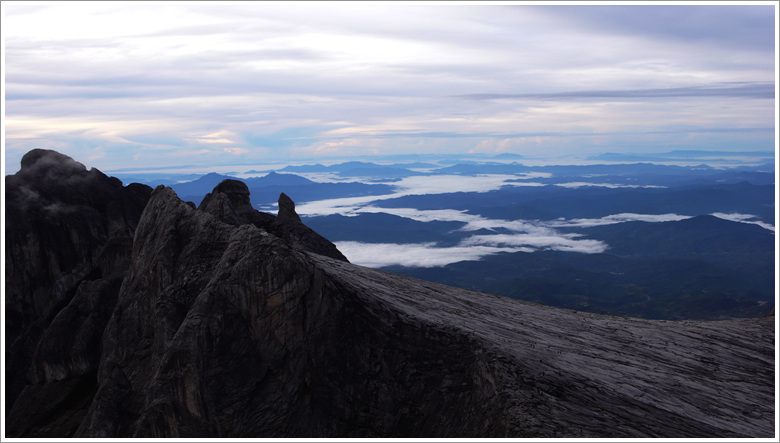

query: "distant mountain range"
xmin=587 ymin=150 xmax=775 ymax=163
xmin=169 ymin=171 xmax=394 ymax=208
xmin=366 ymin=180 xmax=775 ymax=225
xmin=100 ymin=156 xmax=778 ymax=322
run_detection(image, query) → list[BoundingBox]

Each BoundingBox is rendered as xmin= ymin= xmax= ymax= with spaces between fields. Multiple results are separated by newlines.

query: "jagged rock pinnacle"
xmin=277 ymin=192 xmax=302 ymax=224
xmin=211 ymin=179 xmax=252 ymax=210
xmin=196 ymin=182 xmax=347 ymax=262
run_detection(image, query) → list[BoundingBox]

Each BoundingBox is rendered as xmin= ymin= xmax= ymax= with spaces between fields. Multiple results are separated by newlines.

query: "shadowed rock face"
xmin=4 ymin=149 xmax=153 ymax=434
xmin=199 ymin=180 xmax=348 ymax=262
xmin=4 ymin=150 xmax=776 ymax=438
xmin=277 ymin=191 xmax=302 ymax=223
xmin=5 ymin=155 xmax=347 ymax=437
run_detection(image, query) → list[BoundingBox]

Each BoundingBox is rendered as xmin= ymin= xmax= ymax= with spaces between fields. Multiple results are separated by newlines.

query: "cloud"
xmin=544 ymin=213 xmax=692 ymax=228
xmin=470 ymin=137 xmax=545 ymax=154
xmin=394 ymin=174 xmax=529 ymax=195
xmin=310 ymin=176 xmax=776 ymax=267
xmin=357 ymin=205 xmax=571 ymax=239
xmin=460 ymin=233 xmax=608 ymax=254
xmin=224 ymin=147 xmax=250 ymax=155
xmin=335 ymin=219 xmax=608 ymax=267
xmin=359 ymin=206 xmax=475 ymax=224
xmin=334 ymin=208 xmax=777 ymax=268
xmin=554 ymin=182 xmax=666 ymax=189
xmin=192 ymin=131 xmax=238 ymax=145
xmin=295 ymin=174 xmax=540 ymax=216
xmin=336 ymin=203 xmax=611 ymax=267
xmin=540 ymin=5 xmax=776 ymax=52
xmin=456 ymin=82 xmax=775 ymax=101
xmin=3 ymin=3 xmax=775 ymax=172
xmin=710 ymin=212 xmax=775 ymax=231
xmin=334 ymin=242 xmax=521 ymax=268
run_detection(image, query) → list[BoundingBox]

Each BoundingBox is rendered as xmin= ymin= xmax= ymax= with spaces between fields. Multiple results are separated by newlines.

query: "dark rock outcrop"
xmin=4 ymin=150 xmax=775 ymax=438
xmin=199 ymin=178 xmax=274 ymax=227
xmin=4 ymin=154 xmax=346 ymax=437
xmin=199 ymin=180 xmax=348 ymax=262
xmin=4 ymin=149 xmax=153 ymax=435
xmin=276 ymin=191 xmax=302 ymax=223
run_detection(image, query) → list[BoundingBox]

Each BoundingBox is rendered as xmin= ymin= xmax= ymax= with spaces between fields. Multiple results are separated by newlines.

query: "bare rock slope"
xmin=76 ymin=188 xmax=778 ymax=438
xmin=4 ymin=150 xmax=775 ymax=438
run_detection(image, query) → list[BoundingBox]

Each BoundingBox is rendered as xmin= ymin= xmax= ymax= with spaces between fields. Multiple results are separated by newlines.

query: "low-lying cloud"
xmin=554 ymin=182 xmax=666 ymax=189
xmin=295 ymin=174 xmax=540 ymax=217
xmin=295 ymin=174 xmax=774 ymax=268
xmin=332 ymin=206 xmax=611 ymax=267
xmin=543 ymin=212 xmax=775 ymax=231
xmin=460 ymin=233 xmax=608 ymax=254
xmin=334 ymin=242 xmax=522 ymax=268
xmin=334 ymin=209 xmax=775 ymax=268
xmin=710 ymin=212 xmax=775 ymax=231
xmin=392 ymin=174 xmax=543 ymax=195
xmin=337 ymin=229 xmax=608 ymax=268
xmin=544 ymin=213 xmax=692 ymax=228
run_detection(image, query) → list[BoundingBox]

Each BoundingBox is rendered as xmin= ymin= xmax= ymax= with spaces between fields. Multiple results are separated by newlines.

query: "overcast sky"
xmin=2 ymin=2 xmax=776 ymax=173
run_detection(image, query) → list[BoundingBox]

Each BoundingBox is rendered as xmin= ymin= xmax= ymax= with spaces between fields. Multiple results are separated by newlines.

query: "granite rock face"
xmin=198 ymin=180 xmax=347 ymax=262
xmin=4 ymin=150 xmax=776 ymax=438
xmin=4 ymin=152 xmax=345 ymax=437
xmin=4 ymin=149 xmax=153 ymax=436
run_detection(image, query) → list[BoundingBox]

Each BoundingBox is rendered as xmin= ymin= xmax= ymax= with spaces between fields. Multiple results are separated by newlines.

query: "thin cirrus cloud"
xmin=3 ymin=3 xmax=776 ymax=173
xmin=455 ymin=82 xmax=775 ymax=101
xmin=541 ymin=5 xmax=776 ymax=52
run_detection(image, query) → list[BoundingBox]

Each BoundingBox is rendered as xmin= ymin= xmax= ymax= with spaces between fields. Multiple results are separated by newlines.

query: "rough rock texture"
xmin=79 ymin=188 xmax=773 ymax=438
xmin=4 ymin=149 xmax=153 ymax=436
xmin=4 ymin=153 xmax=345 ymax=437
xmin=308 ymin=257 xmax=775 ymax=437
xmin=199 ymin=180 xmax=348 ymax=262
xmin=4 ymin=150 xmax=776 ymax=438
xmin=198 ymin=178 xmax=276 ymax=228
xmin=276 ymin=191 xmax=302 ymax=223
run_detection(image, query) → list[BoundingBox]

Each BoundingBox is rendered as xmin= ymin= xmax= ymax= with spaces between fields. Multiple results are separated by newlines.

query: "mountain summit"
xmin=4 ymin=150 xmax=775 ymax=438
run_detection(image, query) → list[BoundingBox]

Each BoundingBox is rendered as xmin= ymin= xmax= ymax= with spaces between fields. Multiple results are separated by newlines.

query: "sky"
xmin=2 ymin=1 xmax=777 ymax=174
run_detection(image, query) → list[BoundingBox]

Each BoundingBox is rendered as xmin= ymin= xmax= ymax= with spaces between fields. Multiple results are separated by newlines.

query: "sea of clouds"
xmin=291 ymin=173 xmax=773 ymax=268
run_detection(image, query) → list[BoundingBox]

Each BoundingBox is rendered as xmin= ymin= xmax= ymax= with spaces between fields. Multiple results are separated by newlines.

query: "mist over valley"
xmin=111 ymin=153 xmax=776 ymax=321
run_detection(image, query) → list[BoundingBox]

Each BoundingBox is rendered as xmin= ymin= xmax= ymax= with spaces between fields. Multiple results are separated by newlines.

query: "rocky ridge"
xmin=4 ymin=149 xmax=153 ymax=431
xmin=4 ymin=150 xmax=346 ymax=436
xmin=3 ymin=149 xmax=776 ymax=438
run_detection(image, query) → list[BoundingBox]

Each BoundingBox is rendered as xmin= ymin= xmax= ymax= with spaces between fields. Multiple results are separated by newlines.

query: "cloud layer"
xmin=334 ymin=208 xmax=775 ymax=268
xmin=295 ymin=174 xmax=542 ymax=216
xmin=3 ymin=3 xmax=776 ymax=172
xmin=334 ymin=242 xmax=523 ymax=268
xmin=290 ymin=170 xmax=776 ymax=268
